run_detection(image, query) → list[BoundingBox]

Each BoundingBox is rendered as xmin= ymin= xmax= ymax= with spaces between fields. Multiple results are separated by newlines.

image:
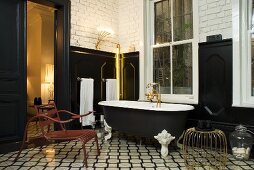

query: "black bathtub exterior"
xmin=102 ymin=106 xmax=190 ymax=139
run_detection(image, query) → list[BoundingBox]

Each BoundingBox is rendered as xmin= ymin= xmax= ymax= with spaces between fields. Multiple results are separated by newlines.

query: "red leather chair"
xmin=14 ymin=102 xmax=100 ymax=168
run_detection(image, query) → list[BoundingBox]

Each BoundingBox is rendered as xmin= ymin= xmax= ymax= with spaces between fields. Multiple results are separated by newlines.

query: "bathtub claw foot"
xmin=104 ymin=120 xmax=112 ymax=141
xmin=154 ymin=129 xmax=175 ymax=157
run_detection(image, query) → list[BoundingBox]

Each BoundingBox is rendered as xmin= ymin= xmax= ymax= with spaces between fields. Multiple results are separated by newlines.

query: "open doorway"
xmin=0 ymin=0 xmax=69 ymax=152
xmin=27 ymin=1 xmax=55 ymax=117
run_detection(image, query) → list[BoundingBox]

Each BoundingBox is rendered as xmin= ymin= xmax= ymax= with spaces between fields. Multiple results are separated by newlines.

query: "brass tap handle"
xmin=146 ymin=83 xmax=152 ymax=88
xmin=145 ymin=93 xmax=152 ymax=101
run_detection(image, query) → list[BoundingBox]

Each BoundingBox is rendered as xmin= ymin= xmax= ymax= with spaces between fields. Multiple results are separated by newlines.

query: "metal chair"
xmin=14 ymin=102 xmax=100 ymax=168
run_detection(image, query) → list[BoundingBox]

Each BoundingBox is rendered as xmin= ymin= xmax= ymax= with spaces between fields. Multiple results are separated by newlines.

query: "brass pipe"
xmin=115 ymin=44 xmax=121 ymax=100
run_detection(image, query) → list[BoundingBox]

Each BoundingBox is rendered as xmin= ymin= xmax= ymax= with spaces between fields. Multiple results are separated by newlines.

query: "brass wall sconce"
xmin=95 ymin=30 xmax=112 ymax=50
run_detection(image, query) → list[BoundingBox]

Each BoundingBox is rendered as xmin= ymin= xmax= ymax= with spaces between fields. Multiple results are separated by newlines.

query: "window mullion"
xmin=242 ymin=0 xmax=252 ymax=104
xmin=248 ymin=0 xmax=254 ymax=102
xmin=170 ymin=44 xmax=173 ymax=94
xmin=247 ymin=30 xmax=252 ymax=102
xmin=171 ymin=0 xmax=174 ymax=42
xmin=170 ymin=0 xmax=174 ymax=94
xmin=152 ymin=43 xmax=171 ymax=48
xmin=150 ymin=0 xmax=155 ymax=83
xmin=171 ymin=39 xmax=193 ymax=45
xmin=151 ymin=1 xmax=155 ymax=46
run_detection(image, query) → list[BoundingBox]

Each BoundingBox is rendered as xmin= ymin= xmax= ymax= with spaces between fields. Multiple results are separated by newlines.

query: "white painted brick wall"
xmin=199 ymin=0 xmax=232 ymax=42
xmin=70 ymin=0 xmax=233 ymax=52
xmin=70 ymin=0 xmax=142 ymax=53
xmin=70 ymin=0 xmax=119 ymax=52
xmin=118 ymin=0 xmax=142 ymax=53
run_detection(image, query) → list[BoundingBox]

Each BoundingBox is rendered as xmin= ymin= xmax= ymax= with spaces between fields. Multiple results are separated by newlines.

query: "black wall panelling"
xmin=121 ymin=52 xmax=139 ymax=101
xmin=70 ymin=46 xmax=116 ymax=115
xmin=191 ymin=39 xmax=233 ymax=125
xmin=70 ymin=47 xmax=140 ymax=128
xmin=199 ymin=39 xmax=232 ymax=119
xmin=191 ymin=39 xmax=254 ymax=127
xmin=0 ymin=0 xmax=26 ymax=147
xmin=189 ymin=39 xmax=254 ymax=156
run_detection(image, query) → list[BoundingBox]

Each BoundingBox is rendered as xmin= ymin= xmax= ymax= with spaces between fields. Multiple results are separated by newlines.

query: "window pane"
xmin=173 ymin=0 xmax=193 ymax=41
xmin=153 ymin=47 xmax=171 ymax=94
xmin=173 ymin=44 xmax=192 ymax=94
xmin=154 ymin=0 xmax=171 ymax=44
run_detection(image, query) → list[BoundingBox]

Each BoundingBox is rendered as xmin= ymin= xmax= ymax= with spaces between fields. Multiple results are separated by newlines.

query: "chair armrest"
xmin=57 ymin=110 xmax=95 ymax=119
xmin=33 ymin=114 xmax=74 ymax=124
xmin=57 ymin=110 xmax=78 ymax=116
xmin=72 ymin=111 xmax=95 ymax=119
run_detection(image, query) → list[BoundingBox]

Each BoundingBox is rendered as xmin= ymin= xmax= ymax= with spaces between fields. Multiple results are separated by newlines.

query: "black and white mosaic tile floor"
xmin=1 ymin=122 xmax=254 ymax=170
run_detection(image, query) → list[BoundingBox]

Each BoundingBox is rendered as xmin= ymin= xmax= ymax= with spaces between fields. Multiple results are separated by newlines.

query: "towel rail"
xmin=77 ymin=77 xmax=93 ymax=81
xmin=78 ymin=77 xmax=115 ymax=82
xmin=102 ymin=78 xmax=116 ymax=82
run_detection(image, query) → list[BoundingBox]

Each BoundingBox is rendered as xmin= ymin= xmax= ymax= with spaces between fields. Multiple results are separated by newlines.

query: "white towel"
xmin=106 ymin=79 xmax=118 ymax=101
xmin=79 ymin=78 xmax=95 ymax=126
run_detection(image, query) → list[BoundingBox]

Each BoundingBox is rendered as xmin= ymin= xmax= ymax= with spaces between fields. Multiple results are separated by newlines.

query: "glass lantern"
xmin=229 ymin=125 xmax=253 ymax=160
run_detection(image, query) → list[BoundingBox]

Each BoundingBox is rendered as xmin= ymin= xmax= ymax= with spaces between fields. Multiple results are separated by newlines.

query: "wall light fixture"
xmin=95 ymin=27 xmax=113 ymax=50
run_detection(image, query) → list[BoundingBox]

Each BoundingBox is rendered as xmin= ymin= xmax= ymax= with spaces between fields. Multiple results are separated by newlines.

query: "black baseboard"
xmin=187 ymin=119 xmax=254 ymax=133
xmin=0 ymin=141 xmax=21 ymax=154
xmin=0 ymin=138 xmax=50 ymax=154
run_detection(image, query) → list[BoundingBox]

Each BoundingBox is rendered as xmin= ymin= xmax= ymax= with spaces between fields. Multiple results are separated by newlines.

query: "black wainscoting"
xmin=121 ymin=52 xmax=139 ymax=101
xmin=69 ymin=47 xmax=140 ymax=128
xmin=188 ymin=39 xmax=254 ymax=156
xmin=70 ymin=46 xmax=116 ymax=116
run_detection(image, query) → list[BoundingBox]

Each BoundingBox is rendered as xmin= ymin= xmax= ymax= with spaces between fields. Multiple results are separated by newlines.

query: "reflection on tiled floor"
xmin=0 ymin=123 xmax=254 ymax=169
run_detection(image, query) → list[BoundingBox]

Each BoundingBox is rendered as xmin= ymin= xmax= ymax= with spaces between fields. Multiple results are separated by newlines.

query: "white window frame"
xmin=232 ymin=0 xmax=254 ymax=107
xmin=145 ymin=0 xmax=199 ymax=104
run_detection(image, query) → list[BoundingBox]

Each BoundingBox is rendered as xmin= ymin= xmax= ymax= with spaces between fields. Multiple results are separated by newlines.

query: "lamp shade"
xmin=45 ymin=64 xmax=54 ymax=83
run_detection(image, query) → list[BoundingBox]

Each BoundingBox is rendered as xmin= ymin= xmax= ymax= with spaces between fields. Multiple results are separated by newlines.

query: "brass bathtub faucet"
xmin=145 ymin=83 xmax=161 ymax=107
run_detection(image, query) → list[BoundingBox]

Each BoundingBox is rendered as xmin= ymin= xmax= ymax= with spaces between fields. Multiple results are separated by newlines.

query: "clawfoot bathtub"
xmin=99 ymin=100 xmax=194 ymax=142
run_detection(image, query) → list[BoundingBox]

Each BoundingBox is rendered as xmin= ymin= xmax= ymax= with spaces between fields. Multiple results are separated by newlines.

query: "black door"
xmin=0 ymin=0 xmax=26 ymax=145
